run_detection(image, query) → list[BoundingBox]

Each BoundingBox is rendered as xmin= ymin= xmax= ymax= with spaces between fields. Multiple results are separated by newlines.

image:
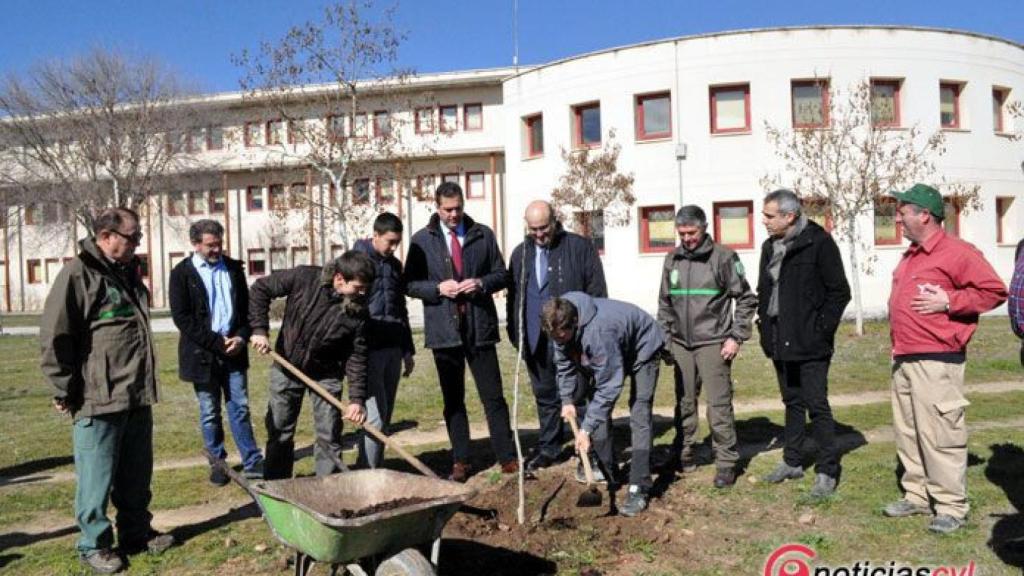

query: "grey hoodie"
xmin=552 ymin=292 xmax=664 ymax=434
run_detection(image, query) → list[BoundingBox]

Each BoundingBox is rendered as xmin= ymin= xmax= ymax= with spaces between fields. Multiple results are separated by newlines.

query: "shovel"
xmin=566 ymin=416 xmax=602 ymax=508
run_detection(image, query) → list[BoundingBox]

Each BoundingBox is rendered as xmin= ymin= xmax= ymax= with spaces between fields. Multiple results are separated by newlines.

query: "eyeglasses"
xmin=111 ymin=229 xmax=143 ymax=244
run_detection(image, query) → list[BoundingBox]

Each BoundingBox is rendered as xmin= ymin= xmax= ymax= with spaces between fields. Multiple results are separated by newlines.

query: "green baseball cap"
xmin=891 ymin=183 xmax=944 ymax=218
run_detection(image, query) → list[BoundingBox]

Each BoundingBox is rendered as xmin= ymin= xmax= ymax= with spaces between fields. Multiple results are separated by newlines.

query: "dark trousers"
xmin=525 ymin=339 xmax=565 ymax=459
xmin=264 ymin=365 xmax=345 ymax=480
xmin=774 ymin=359 xmax=839 ymax=477
xmin=432 ymin=344 xmax=516 ymax=465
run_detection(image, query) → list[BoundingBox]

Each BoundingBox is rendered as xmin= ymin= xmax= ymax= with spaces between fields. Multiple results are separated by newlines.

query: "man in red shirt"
xmin=883 ymin=184 xmax=1007 ymax=534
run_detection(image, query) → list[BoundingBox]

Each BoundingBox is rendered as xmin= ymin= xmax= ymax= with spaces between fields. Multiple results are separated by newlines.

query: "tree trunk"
xmin=845 ymin=219 xmax=865 ymax=336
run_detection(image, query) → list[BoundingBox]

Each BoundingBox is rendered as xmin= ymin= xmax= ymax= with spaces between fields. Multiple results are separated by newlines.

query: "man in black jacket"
xmin=170 ymin=220 xmax=263 ymax=485
xmin=757 ymin=189 xmax=851 ymax=498
xmin=507 ymin=200 xmax=606 ymax=474
xmin=352 ymin=212 xmax=416 ymax=469
xmin=405 ymin=181 xmax=516 ymax=481
xmin=249 ymin=251 xmax=373 ymax=480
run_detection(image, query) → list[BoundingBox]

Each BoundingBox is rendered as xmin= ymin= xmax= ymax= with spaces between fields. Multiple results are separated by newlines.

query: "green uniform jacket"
xmin=39 ymin=238 xmax=158 ymax=420
xmin=657 ymin=235 xmax=758 ymax=348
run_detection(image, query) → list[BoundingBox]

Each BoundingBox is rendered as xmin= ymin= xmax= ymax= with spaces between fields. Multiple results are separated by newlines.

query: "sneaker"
xmin=764 ymin=462 xmax=805 ymax=484
xmin=882 ymin=499 xmax=932 ymax=518
xmin=448 ymin=461 xmax=471 ymax=483
xmin=81 ymin=549 xmax=123 ymax=574
xmin=243 ymin=460 xmax=264 ymax=480
xmin=713 ymin=468 xmax=736 ymax=489
xmin=120 ymin=531 xmax=175 ymax=555
xmin=809 ymin=473 xmax=837 ymax=498
xmin=209 ymin=466 xmax=229 ymax=487
xmin=574 ymin=459 xmax=607 ymax=484
xmin=928 ymin=514 xmax=965 ymax=534
xmin=619 ymin=485 xmax=648 ymax=517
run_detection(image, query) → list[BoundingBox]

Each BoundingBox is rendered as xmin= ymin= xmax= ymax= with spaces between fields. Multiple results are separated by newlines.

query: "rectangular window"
xmin=802 ymin=197 xmax=833 ymax=232
xmin=416 ymin=175 xmax=436 ymax=198
xmin=943 ymin=198 xmax=961 ymax=238
xmin=573 ymin=102 xmax=601 ymax=148
xmin=268 ymin=184 xmax=286 ymax=210
xmin=26 ymin=259 xmax=42 ymax=284
xmin=24 ymin=204 xmax=41 ymax=225
xmin=187 ymin=190 xmax=206 ymax=215
xmin=270 ymin=248 xmax=287 ymax=272
xmin=997 ymin=196 xmax=1015 ymax=244
xmin=465 ymin=172 xmax=485 ymax=199
xmin=791 ymin=79 xmax=830 ymax=128
xmin=352 ymin=112 xmax=369 ymax=138
xmin=247 ymin=249 xmax=266 ymax=276
xmin=290 ymin=182 xmax=307 ymax=209
xmin=940 ymin=82 xmax=962 ymax=128
xmin=635 ymin=92 xmax=671 ymax=140
xmin=44 ymin=258 xmax=61 ymax=283
xmin=244 ymin=122 xmax=261 ymax=147
xmin=574 ymin=211 xmax=605 ymax=253
xmin=287 ymin=119 xmax=304 ymax=144
xmin=292 ymin=247 xmax=310 ymax=267
xmin=167 ymin=191 xmax=185 ymax=216
xmin=464 ymin=103 xmax=483 ymax=131
xmin=415 ymin=107 xmax=434 ymax=134
xmin=331 ymin=244 xmax=346 ymax=260
xmin=870 ymin=79 xmax=902 ymax=127
xmin=874 ymin=197 xmax=902 ymax=245
xmin=524 ymin=114 xmax=544 ymax=157
xmin=375 ymin=178 xmax=395 ymax=205
xmin=710 ymin=84 xmax=751 ymax=133
xmin=441 ymin=173 xmax=460 ymax=185
xmin=208 ymin=189 xmax=226 ymax=214
xmin=188 ymin=127 xmax=206 ymax=153
xmin=373 ymin=110 xmax=391 ymax=138
xmin=640 ymin=205 xmax=676 ymax=253
xmin=207 ymin=125 xmax=224 ymax=150
xmin=439 ymin=105 xmax=458 ymax=132
xmin=266 ymin=119 xmax=285 ymax=145
xmin=993 ymin=88 xmax=1009 ymax=133
xmin=353 ymin=179 xmax=370 ymax=205
xmin=168 ymin=251 xmax=186 ymax=272
xmin=327 ymin=114 xmax=347 ymax=141
xmin=246 ymin=186 xmax=264 ymax=211
xmin=43 ymin=203 xmax=59 ymax=224
xmin=713 ymin=201 xmax=754 ymax=249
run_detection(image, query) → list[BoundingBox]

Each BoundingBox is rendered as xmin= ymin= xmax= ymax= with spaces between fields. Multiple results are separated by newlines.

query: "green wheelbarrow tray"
xmin=247 ymin=469 xmax=477 ymax=565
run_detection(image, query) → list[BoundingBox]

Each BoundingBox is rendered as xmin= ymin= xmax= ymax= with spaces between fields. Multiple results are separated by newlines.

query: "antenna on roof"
xmin=512 ymin=0 xmax=519 ymax=70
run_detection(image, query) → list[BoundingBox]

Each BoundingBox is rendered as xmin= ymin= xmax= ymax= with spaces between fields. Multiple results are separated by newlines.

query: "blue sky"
xmin=1 ymin=0 xmax=1021 ymax=94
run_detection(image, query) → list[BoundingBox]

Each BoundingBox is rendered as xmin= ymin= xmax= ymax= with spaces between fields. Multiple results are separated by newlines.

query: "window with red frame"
xmin=439 ymin=105 xmax=458 ymax=132
xmin=441 ymin=173 xmax=460 ymax=186
xmin=266 ymin=119 xmax=285 ymax=145
xmin=465 ymin=172 xmax=485 ymax=199
xmin=327 ymin=114 xmax=347 ymax=141
xmin=168 ymin=252 xmax=186 ymax=273
xmin=710 ymin=84 xmax=751 ymax=134
xmin=247 ymin=249 xmax=266 ymax=276
xmin=187 ymin=190 xmax=206 ymax=215
xmin=246 ymin=186 xmax=264 ymax=211
xmin=292 ymin=246 xmax=310 ymax=267
xmin=166 ymin=191 xmax=185 ymax=216
xmin=574 ymin=211 xmax=605 ymax=253
xmin=208 ymin=189 xmax=226 ymax=214
xmin=244 ymin=122 xmax=261 ymax=147
xmin=268 ymin=184 xmax=286 ymax=210
xmin=24 ymin=203 xmax=41 ymax=225
xmin=940 ymin=82 xmax=962 ymax=128
xmin=207 ymin=125 xmax=224 ymax=150
xmin=870 ymin=79 xmax=902 ymax=127
xmin=523 ymin=114 xmax=544 ymax=157
xmin=376 ymin=179 xmax=395 ymax=205
xmin=635 ymin=92 xmax=671 ymax=140
xmin=269 ymin=248 xmax=287 ymax=272
xmin=464 ymin=103 xmax=483 ymax=131
xmin=44 ymin=258 xmax=61 ymax=283
xmin=416 ymin=175 xmax=436 ymax=199
xmin=943 ymin=197 xmax=961 ymax=238
xmin=415 ymin=107 xmax=434 ymax=134
xmin=287 ymin=119 xmax=303 ymax=144
xmin=188 ymin=127 xmax=206 ymax=153
xmin=874 ymin=197 xmax=902 ymax=245
xmin=26 ymin=259 xmax=42 ymax=284
xmin=993 ymin=88 xmax=1009 ymax=133
xmin=289 ymin=183 xmax=307 ymax=209
xmin=373 ymin=110 xmax=391 ymax=138
xmin=353 ymin=179 xmax=370 ymax=205
xmin=352 ymin=113 xmax=369 ymax=138
xmin=713 ymin=201 xmax=754 ymax=249
xmin=640 ymin=205 xmax=676 ymax=253
xmin=996 ymin=197 xmax=1015 ymax=244
xmin=791 ymin=79 xmax=830 ymax=128
xmin=573 ymin=102 xmax=601 ymax=148
xmin=802 ymin=197 xmax=833 ymax=232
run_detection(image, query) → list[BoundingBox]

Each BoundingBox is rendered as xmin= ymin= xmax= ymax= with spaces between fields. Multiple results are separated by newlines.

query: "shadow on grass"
xmin=439 ymin=538 xmax=557 ymax=575
xmin=985 ymin=443 xmax=1024 ymax=568
xmin=0 ymin=525 xmax=77 ymax=557
xmin=0 ymin=554 xmax=23 ymax=569
xmin=167 ymin=501 xmax=261 ymax=546
xmin=0 ymin=455 xmax=74 ymax=484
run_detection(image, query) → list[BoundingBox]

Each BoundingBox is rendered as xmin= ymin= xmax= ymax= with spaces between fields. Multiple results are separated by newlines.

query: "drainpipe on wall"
xmin=157 ymin=194 xmax=166 ymax=308
xmin=2 ymin=205 xmax=10 ymax=313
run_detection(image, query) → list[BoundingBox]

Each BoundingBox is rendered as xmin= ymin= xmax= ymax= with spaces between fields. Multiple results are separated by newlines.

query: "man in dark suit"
xmin=169 ymin=219 xmax=263 ymax=485
xmin=405 ymin=181 xmax=517 ymax=481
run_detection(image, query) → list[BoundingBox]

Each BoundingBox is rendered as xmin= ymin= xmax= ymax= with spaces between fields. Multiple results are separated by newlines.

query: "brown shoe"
xmin=448 ymin=462 xmax=471 ymax=482
xmin=500 ymin=460 xmax=519 ymax=474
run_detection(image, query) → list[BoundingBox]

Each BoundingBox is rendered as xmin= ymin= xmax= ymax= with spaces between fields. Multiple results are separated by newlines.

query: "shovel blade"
xmin=576 ymin=487 xmax=603 ymax=508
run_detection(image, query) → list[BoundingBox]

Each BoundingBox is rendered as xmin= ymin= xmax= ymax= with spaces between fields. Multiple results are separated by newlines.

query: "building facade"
xmin=2 ymin=26 xmax=1022 ymax=315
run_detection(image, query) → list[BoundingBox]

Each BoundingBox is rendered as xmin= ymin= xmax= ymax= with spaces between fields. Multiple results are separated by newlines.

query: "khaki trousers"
xmin=671 ymin=342 xmax=738 ymax=469
xmin=891 ymin=359 xmax=970 ymax=519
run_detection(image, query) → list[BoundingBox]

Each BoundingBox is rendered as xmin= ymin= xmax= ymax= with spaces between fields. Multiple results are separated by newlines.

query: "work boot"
xmin=448 ymin=462 xmax=471 ymax=483
xmin=928 ymin=514 xmax=965 ymax=534
xmin=619 ymin=485 xmax=648 ymax=517
xmin=764 ymin=462 xmax=804 ymax=484
xmin=809 ymin=473 xmax=837 ymax=498
xmin=713 ymin=468 xmax=736 ymax=489
xmin=81 ymin=549 xmax=123 ymax=574
xmin=120 ymin=531 xmax=175 ymax=555
xmin=882 ymin=499 xmax=932 ymax=518
xmin=209 ymin=466 xmax=229 ymax=487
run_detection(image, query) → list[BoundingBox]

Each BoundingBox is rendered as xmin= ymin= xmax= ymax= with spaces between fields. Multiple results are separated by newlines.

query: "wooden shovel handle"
xmin=268 ymin=350 xmax=438 ymax=479
xmin=565 ymin=416 xmax=595 ymax=486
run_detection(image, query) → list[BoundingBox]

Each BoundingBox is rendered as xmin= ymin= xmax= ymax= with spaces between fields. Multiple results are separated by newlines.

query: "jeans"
xmin=358 ymin=347 xmax=404 ymax=468
xmin=193 ymin=369 xmax=263 ymax=470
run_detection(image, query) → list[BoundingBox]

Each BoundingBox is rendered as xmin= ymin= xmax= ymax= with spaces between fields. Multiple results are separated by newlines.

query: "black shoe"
xmin=242 ymin=460 xmax=264 ymax=480
xmin=81 ymin=549 xmax=124 ymax=574
xmin=713 ymin=468 xmax=736 ymax=488
xmin=524 ymin=451 xmax=557 ymax=473
xmin=120 ymin=531 xmax=175 ymax=556
xmin=209 ymin=466 xmax=230 ymax=486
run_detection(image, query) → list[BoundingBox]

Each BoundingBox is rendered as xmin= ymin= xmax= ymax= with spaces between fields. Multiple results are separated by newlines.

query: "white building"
xmin=2 ymin=26 xmax=1022 ymax=315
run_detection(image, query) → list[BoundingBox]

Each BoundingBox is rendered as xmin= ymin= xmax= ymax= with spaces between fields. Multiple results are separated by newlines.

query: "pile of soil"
xmin=327 ymin=496 xmax=434 ymax=519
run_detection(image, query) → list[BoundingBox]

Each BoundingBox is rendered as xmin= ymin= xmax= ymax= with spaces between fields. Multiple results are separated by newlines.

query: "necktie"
xmin=449 ymin=229 xmax=463 ymax=280
xmin=536 ymin=247 xmax=548 ymax=288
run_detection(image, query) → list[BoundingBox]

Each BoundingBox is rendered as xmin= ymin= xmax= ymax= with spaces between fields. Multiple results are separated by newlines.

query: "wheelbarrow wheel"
xmin=374 ymin=548 xmax=434 ymax=576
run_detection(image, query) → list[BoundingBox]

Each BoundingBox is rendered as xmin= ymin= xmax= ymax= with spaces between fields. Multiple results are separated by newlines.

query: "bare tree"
xmin=0 ymin=47 xmax=209 ymax=231
xmin=762 ymin=79 xmax=981 ymax=335
xmin=551 ymin=129 xmax=636 ymax=245
xmin=235 ymin=0 xmax=429 ymax=254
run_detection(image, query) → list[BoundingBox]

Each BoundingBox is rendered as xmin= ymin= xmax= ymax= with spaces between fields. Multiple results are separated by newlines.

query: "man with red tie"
xmin=405 ymin=181 xmax=517 ymax=481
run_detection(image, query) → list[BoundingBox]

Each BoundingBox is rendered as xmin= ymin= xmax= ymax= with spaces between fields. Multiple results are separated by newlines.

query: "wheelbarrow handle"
xmin=565 ymin=416 xmax=596 ymax=486
xmin=267 ymin=350 xmax=439 ymax=479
